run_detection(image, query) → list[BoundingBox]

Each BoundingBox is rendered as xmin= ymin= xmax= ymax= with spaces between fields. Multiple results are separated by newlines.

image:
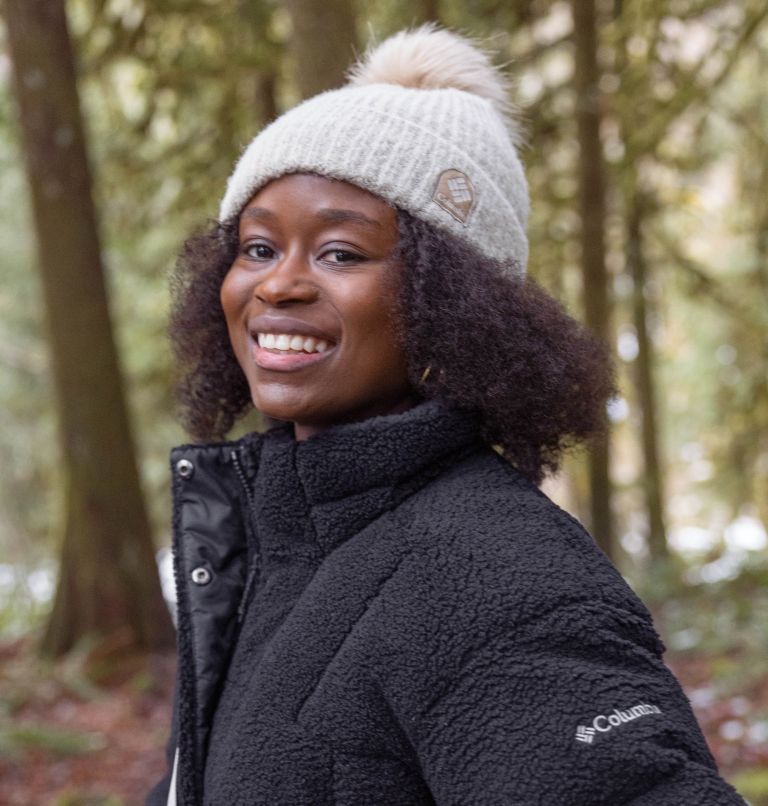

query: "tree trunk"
xmin=571 ymin=0 xmax=614 ymax=558
xmin=237 ymin=0 xmax=280 ymax=127
xmin=420 ymin=0 xmax=441 ymax=24
xmin=282 ymin=0 xmax=357 ymax=98
xmin=5 ymin=0 xmax=174 ymax=656
xmin=255 ymin=70 xmax=279 ymax=126
xmin=627 ymin=194 xmax=668 ymax=562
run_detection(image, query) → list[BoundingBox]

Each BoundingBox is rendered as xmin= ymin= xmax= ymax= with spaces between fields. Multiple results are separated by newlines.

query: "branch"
xmin=653 ymin=230 xmax=758 ymax=325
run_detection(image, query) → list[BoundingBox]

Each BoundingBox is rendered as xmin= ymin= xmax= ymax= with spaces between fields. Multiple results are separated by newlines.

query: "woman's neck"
xmin=292 ymin=394 xmax=421 ymax=442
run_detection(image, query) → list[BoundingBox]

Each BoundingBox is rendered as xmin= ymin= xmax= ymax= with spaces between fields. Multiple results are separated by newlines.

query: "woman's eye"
xmin=322 ymin=249 xmax=363 ymax=265
xmin=243 ymin=243 xmax=274 ymax=260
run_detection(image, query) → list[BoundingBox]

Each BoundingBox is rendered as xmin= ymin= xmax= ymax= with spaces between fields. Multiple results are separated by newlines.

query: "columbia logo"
xmin=432 ymin=169 xmax=476 ymax=225
xmin=575 ymin=703 xmax=662 ymax=745
xmin=447 ymin=176 xmax=472 ymax=204
xmin=575 ymin=725 xmax=596 ymax=744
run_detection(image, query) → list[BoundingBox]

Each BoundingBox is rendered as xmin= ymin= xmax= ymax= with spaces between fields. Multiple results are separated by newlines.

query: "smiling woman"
xmin=221 ymin=174 xmax=413 ymax=439
xmin=150 ymin=25 xmax=745 ymax=806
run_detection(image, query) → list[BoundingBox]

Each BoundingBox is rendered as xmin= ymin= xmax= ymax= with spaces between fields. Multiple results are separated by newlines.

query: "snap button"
xmin=191 ymin=567 xmax=211 ymax=585
xmin=176 ymin=459 xmax=194 ymax=479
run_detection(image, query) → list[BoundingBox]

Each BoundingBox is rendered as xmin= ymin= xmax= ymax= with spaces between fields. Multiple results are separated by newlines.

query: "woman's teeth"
xmin=257 ymin=333 xmax=330 ymax=353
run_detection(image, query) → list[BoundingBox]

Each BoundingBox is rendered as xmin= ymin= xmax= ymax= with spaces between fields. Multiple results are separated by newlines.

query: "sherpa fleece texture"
xmin=148 ymin=400 xmax=744 ymax=806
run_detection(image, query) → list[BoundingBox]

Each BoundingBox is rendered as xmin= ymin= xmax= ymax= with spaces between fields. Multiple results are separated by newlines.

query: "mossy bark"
xmin=5 ymin=0 xmax=174 ymax=656
xmin=627 ymin=193 xmax=668 ymax=562
xmin=572 ymin=0 xmax=615 ymax=559
xmin=282 ymin=0 xmax=357 ymax=99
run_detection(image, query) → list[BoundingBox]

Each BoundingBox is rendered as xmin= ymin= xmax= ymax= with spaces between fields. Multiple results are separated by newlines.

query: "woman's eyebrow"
xmin=241 ymin=207 xmax=382 ymax=229
xmin=317 ymin=209 xmax=382 ymax=228
xmin=241 ymin=207 xmax=275 ymax=222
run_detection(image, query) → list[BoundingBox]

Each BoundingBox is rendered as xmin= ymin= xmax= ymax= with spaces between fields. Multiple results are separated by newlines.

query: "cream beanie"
xmin=219 ymin=26 xmax=529 ymax=275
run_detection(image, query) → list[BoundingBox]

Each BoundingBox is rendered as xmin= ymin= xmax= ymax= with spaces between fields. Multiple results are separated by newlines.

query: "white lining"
xmin=167 ymin=747 xmax=179 ymax=806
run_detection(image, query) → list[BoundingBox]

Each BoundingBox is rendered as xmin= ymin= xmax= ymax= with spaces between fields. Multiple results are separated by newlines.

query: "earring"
xmin=420 ymin=366 xmax=431 ymax=384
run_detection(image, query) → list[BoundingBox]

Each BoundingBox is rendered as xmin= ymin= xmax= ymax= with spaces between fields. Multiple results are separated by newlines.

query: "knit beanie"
xmin=219 ymin=26 xmax=529 ymax=275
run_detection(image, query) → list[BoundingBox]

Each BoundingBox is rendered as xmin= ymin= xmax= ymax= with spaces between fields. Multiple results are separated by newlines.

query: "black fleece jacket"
xmin=148 ymin=400 xmax=744 ymax=806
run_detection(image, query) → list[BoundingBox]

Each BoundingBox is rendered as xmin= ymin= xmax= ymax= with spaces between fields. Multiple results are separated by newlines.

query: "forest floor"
xmin=0 ymin=636 xmax=767 ymax=805
xmin=0 ymin=636 xmax=174 ymax=806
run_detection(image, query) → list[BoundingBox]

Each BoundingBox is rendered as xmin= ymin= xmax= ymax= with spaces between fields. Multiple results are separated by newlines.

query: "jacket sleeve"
xmin=410 ymin=600 xmax=745 ymax=806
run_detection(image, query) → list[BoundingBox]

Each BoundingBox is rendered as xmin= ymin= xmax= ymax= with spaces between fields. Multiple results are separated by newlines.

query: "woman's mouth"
xmin=251 ymin=331 xmax=336 ymax=371
xmin=256 ymin=333 xmax=332 ymax=354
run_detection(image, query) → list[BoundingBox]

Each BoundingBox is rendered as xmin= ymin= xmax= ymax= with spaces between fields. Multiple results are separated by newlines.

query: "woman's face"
xmin=221 ymin=173 xmax=414 ymax=439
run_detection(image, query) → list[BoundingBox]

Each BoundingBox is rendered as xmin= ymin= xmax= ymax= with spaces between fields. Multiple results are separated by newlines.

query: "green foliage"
xmin=0 ymin=721 xmax=105 ymax=760
xmin=53 ymin=795 xmax=124 ymax=806
xmin=0 ymin=563 xmax=52 ymax=638
xmin=730 ymin=768 xmax=768 ymax=805
xmin=635 ymin=553 xmax=768 ymax=670
xmin=0 ymin=116 xmax=56 ymax=554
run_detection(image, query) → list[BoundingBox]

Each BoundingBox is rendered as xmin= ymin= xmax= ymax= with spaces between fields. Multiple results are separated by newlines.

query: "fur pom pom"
xmin=347 ymin=25 xmax=514 ymax=121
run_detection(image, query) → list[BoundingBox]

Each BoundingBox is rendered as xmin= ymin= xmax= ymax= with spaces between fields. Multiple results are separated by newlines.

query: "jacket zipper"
xmin=230 ymin=448 xmax=260 ymax=624
xmin=230 ymin=447 xmax=254 ymax=508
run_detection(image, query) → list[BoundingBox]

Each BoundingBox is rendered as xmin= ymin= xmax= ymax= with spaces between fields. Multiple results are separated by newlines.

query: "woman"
xmin=149 ymin=27 xmax=744 ymax=806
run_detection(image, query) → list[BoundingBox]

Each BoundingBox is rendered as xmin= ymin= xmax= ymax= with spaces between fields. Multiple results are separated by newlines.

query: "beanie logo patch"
xmin=432 ymin=169 xmax=476 ymax=226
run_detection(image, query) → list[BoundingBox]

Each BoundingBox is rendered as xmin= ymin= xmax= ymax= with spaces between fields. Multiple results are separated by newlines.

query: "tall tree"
xmin=610 ymin=5 xmax=670 ymax=564
xmin=571 ymin=0 xmax=614 ymax=558
xmin=282 ymin=0 xmax=357 ymax=98
xmin=5 ymin=0 xmax=174 ymax=656
xmin=609 ymin=0 xmax=768 ymax=559
xmin=626 ymin=189 xmax=668 ymax=561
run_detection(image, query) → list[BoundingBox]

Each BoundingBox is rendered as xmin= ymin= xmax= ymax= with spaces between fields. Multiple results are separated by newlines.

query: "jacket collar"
xmin=246 ymin=399 xmax=481 ymax=559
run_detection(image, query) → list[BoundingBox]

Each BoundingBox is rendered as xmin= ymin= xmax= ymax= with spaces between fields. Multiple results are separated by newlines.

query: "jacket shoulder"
xmin=391 ymin=448 xmax=655 ymax=637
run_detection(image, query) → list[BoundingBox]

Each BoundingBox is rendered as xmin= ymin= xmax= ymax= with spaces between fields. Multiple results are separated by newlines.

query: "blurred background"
xmin=0 ymin=0 xmax=767 ymax=803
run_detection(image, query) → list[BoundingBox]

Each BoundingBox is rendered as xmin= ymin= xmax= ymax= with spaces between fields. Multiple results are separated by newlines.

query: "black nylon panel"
xmin=171 ymin=441 xmax=252 ymax=804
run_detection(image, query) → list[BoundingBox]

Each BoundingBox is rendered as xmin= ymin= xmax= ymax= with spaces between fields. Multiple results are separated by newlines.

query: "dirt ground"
xmin=0 ymin=638 xmax=175 ymax=806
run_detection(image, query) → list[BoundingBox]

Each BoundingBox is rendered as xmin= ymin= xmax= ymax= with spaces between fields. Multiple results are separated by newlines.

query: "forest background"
xmin=0 ymin=0 xmax=767 ymax=803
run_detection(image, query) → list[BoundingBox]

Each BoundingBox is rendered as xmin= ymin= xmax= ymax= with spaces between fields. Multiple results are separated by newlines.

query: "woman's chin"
xmin=251 ymin=390 xmax=329 ymax=430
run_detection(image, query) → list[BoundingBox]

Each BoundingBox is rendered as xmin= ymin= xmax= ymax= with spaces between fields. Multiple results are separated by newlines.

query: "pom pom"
xmin=347 ymin=25 xmax=514 ymax=121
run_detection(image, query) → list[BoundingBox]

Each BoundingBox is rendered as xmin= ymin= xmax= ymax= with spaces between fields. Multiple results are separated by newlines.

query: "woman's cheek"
xmin=221 ymin=266 xmax=244 ymax=301
xmin=219 ymin=270 xmax=236 ymax=313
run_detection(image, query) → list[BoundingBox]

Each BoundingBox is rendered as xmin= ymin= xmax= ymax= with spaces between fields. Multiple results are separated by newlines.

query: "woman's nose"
xmin=254 ymin=250 xmax=318 ymax=307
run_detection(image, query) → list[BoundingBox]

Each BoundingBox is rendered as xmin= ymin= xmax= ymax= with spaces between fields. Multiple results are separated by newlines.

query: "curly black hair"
xmin=169 ymin=211 xmax=614 ymax=483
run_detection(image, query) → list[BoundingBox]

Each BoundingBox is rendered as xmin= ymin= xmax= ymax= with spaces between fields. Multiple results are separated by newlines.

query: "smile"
xmin=256 ymin=333 xmax=332 ymax=354
xmin=251 ymin=331 xmax=336 ymax=372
